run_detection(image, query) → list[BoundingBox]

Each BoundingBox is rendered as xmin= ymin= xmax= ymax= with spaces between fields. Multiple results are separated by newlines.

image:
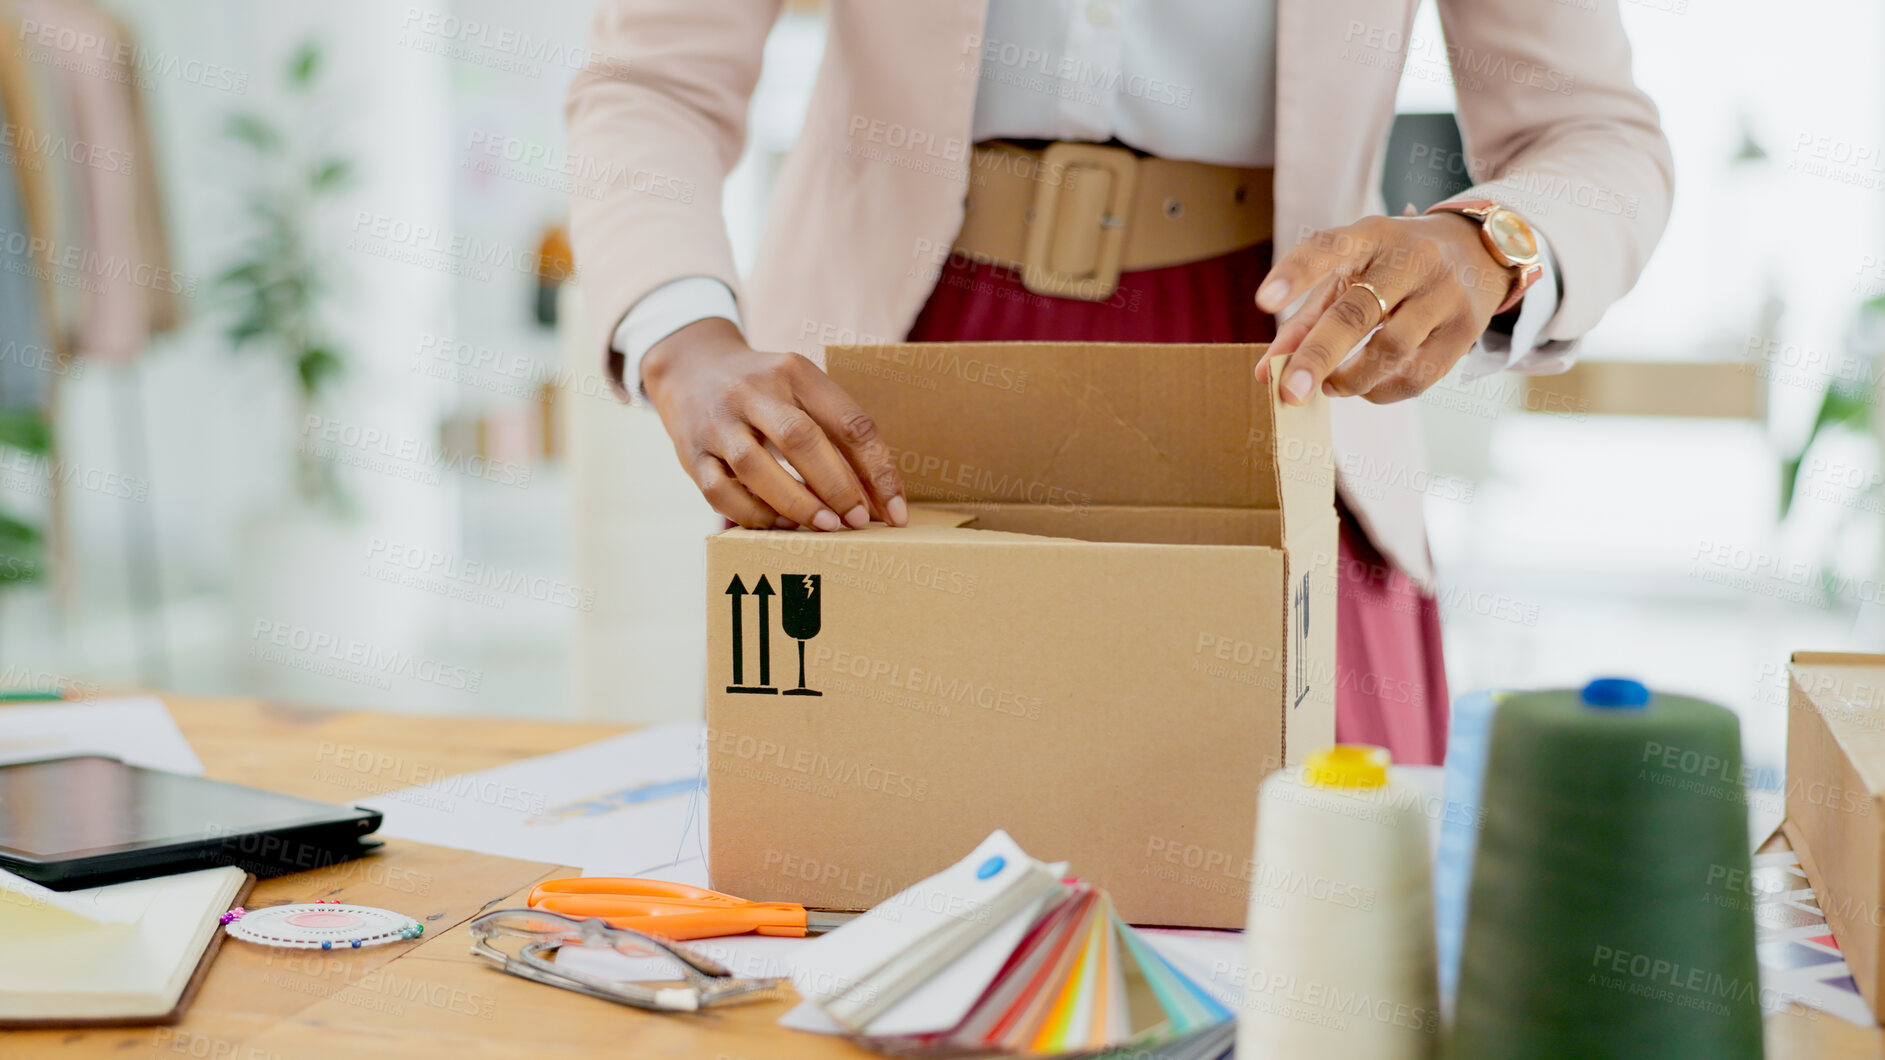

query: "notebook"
xmin=0 ymin=865 xmax=250 ymax=1024
xmin=786 ymin=831 xmax=1235 ymax=1058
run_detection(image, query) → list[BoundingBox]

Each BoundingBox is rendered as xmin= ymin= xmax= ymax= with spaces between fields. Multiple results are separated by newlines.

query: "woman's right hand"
xmin=640 ymin=318 xmax=909 ymax=531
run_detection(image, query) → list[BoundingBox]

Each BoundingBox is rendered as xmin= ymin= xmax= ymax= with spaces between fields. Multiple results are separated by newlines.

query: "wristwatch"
xmin=1423 ymin=199 xmax=1543 ymax=315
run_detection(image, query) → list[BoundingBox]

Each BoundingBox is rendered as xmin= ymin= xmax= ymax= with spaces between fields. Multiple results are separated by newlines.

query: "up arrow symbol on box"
xmin=725 ymin=575 xmax=748 ymax=687
xmin=725 ymin=574 xmax=780 ymax=695
xmin=752 ymin=576 xmax=777 ymax=689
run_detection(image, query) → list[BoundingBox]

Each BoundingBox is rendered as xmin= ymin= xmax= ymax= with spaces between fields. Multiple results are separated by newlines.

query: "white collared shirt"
xmin=610 ymin=0 xmax=1563 ymax=397
xmin=968 ymin=0 xmax=1276 ymax=168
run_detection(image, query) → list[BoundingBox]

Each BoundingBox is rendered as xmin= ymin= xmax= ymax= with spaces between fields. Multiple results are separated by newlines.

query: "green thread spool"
xmin=1446 ymin=679 xmax=1763 ymax=1060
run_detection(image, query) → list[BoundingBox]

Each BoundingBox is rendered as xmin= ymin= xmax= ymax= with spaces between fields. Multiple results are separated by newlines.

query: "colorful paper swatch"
xmin=841 ymin=886 xmax=1229 ymax=1057
xmin=794 ymin=836 xmax=1232 ymax=1059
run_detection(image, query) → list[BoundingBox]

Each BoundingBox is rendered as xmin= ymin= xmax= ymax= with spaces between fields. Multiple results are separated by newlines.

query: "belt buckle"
xmin=1022 ymin=143 xmax=1137 ymax=302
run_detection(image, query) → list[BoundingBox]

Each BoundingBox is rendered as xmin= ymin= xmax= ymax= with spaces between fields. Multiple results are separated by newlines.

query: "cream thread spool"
xmin=1236 ymin=745 xmax=1440 ymax=1060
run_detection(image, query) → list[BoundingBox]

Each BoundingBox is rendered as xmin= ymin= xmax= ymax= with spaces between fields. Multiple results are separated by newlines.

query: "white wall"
xmin=24 ymin=0 xmax=461 ymax=701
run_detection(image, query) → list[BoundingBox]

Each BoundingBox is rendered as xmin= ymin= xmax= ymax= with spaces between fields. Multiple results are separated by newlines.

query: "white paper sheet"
xmin=779 ymin=996 xmax=846 ymax=1034
xmin=0 ymin=696 xmax=202 ymax=774
xmin=359 ymin=722 xmax=709 ymax=883
xmin=554 ymin=933 xmax=803 ymax=986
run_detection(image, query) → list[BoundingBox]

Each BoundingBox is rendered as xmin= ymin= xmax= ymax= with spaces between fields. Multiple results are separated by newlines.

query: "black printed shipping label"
xmin=725 ymin=573 xmax=823 ymax=697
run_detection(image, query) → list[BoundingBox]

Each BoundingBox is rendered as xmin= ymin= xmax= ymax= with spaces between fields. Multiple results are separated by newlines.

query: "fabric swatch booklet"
xmin=787 ymin=830 xmax=1234 ymax=1058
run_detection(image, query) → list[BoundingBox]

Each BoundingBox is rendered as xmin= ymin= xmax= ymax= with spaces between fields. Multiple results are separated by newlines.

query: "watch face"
xmin=1485 ymin=208 xmax=1538 ymax=262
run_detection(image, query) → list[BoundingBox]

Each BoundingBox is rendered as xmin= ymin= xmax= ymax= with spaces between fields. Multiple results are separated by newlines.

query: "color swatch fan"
xmin=785 ymin=831 xmax=1234 ymax=1059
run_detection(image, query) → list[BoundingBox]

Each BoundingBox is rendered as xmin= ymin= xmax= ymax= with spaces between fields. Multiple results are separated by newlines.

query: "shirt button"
xmin=1086 ymin=2 xmax=1113 ymax=26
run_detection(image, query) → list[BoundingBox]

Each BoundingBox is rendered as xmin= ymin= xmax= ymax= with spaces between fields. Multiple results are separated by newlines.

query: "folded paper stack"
xmin=787 ymin=831 xmax=1234 ymax=1059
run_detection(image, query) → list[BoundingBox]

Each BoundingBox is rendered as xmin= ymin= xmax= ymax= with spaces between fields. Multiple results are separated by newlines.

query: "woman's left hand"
xmin=1253 ymin=214 xmax=1512 ymax=406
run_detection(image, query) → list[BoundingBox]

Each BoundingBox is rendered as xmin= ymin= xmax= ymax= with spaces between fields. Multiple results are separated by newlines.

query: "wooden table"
xmin=0 ymin=695 xmax=1877 ymax=1058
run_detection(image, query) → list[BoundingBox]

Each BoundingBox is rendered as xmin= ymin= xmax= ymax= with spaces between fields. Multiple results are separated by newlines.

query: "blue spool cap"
xmin=1581 ymin=678 xmax=1650 ymax=709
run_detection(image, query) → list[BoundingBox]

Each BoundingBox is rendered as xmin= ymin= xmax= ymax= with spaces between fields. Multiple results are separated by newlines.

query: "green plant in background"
xmin=0 ymin=409 xmax=50 ymax=584
xmin=215 ymin=41 xmax=353 ymax=512
xmin=1780 ymin=293 xmax=1885 ymax=519
xmin=1776 ymin=295 xmax=1885 ymax=606
xmin=1780 ymin=377 xmax=1874 ymax=519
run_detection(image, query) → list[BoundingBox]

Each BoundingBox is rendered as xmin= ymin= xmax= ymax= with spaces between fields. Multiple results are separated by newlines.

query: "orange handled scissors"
xmin=526 ymin=877 xmax=858 ymax=941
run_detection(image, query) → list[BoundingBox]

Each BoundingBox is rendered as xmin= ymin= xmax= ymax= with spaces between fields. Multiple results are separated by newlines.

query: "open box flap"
xmin=1262 ymin=361 xmax=1335 ymax=551
xmin=828 ymin=343 xmax=1331 ymax=520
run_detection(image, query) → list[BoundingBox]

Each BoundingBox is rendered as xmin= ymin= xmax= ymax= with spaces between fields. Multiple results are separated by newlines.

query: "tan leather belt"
xmin=954 ymin=141 xmax=1274 ymax=301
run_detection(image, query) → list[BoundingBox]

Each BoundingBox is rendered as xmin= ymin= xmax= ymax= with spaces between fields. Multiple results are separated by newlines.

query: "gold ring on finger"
xmin=1348 ymin=280 xmax=1389 ymax=326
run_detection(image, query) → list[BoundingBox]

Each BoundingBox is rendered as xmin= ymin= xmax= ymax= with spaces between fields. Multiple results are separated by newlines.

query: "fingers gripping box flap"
xmin=706 ymin=343 xmax=1337 ymax=928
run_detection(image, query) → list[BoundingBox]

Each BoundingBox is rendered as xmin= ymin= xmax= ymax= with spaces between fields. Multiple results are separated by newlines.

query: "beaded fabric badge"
xmin=223 ymin=902 xmax=425 ymax=950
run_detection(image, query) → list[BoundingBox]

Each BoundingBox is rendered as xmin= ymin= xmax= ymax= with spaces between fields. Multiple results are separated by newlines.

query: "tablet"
xmin=0 ymin=755 xmax=383 ymax=889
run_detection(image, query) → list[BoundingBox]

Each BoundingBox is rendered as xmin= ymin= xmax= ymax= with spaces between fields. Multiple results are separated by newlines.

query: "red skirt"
xmin=907 ymin=245 xmax=1451 ymax=764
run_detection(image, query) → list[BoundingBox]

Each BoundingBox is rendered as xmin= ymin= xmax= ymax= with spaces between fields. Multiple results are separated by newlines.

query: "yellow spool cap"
xmin=1304 ymin=745 xmax=1391 ymax=789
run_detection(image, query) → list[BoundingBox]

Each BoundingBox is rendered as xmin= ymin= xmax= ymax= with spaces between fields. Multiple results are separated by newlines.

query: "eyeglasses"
xmin=468 ymin=907 xmax=791 ymax=1012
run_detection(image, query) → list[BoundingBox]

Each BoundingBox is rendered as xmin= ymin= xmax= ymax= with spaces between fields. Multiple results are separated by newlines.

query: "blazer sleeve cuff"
xmin=610 ymin=277 xmax=743 ymax=406
xmin=1459 ymin=229 xmax=1578 ymax=379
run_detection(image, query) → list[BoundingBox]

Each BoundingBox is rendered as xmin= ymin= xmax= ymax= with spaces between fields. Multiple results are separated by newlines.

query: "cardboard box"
xmin=1785 ymin=651 xmax=1885 ymax=1017
xmin=705 ymin=342 xmax=1338 ymax=927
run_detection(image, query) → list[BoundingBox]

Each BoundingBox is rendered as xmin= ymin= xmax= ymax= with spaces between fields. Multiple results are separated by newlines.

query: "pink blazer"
xmin=567 ymin=0 xmax=1673 ymax=585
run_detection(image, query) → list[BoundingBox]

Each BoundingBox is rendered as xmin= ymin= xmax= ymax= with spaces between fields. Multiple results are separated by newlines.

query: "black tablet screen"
xmin=0 ymin=756 xmax=361 ymax=861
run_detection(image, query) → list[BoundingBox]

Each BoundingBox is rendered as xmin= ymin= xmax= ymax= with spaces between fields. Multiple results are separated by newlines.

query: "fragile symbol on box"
xmin=725 ymin=573 xmax=823 ymax=697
